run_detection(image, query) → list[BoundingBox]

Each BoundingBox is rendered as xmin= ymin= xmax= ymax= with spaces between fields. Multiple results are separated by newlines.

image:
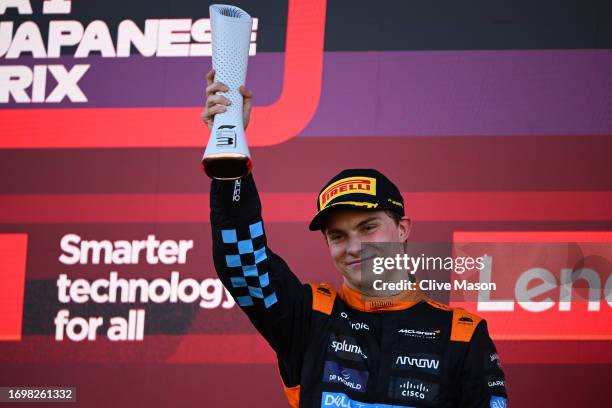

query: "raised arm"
xmin=204 ymin=69 xmax=313 ymax=360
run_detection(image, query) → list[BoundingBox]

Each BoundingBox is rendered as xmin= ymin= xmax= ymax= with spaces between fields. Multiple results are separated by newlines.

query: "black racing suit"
xmin=210 ymin=174 xmax=508 ymax=408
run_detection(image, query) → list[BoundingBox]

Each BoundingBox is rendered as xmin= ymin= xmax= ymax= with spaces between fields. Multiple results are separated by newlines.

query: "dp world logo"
xmin=322 ymin=361 xmax=368 ymax=393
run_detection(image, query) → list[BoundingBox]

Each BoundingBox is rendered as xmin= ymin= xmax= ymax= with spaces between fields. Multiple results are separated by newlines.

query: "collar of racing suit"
xmin=339 ymin=283 xmax=426 ymax=313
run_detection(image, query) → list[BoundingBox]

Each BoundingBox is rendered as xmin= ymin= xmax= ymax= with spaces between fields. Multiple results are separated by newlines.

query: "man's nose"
xmin=346 ymin=234 xmax=362 ymax=257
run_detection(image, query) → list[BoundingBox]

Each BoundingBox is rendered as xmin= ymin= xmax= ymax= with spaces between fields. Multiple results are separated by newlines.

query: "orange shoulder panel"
xmin=450 ymin=308 xmax=482 ymax=342
xmin=282 ymin=384 xmax=300 ymax=408
xmin=308 ymin=283 xmax=337 ymax=315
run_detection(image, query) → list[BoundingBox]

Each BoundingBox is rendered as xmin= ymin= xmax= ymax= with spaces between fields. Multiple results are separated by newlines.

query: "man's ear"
xmin=398 ymin=218 xmax=412 ymax=242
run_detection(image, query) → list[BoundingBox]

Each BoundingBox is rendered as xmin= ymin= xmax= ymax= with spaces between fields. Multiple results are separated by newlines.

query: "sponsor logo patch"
xmin=490 ymin=396 xmax=508 ymax=408
xmin=328 ymin=335 xmax=368 ymax=361
xmin=322 ymin=361 xmax=369 ymax=392
xmin=488 ymin=380 xmax=506 ymax=388
xmin=397 ymin=328 xmax=440 ymax=340
xmin=486 ymin=375 xmax=507 ymax=392
xmin=340 ymin=312 xmax=370 ymax=332
xmin=489 ymin=353 xmax=503 ymax=369
xmin=232 ymin=179 xmax=241 ymax=202
xmin=389 ymin=377 xmax=439 ymax=404
xmin=393 ymin=353 xmax=440 ymax=375
xmin=321 ymin=392 xmax=415 ymax=408
xmin=319 ymin=177 xmax=376 ymax=209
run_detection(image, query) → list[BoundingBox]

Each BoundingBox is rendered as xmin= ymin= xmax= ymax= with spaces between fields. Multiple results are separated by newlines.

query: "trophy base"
xmin=202 ymin=154 xmax=252 ymax=180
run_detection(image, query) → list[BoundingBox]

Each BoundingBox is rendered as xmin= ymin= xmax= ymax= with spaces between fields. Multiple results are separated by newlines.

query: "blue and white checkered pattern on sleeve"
xmin=220 ymin=220 xmax=277 ymax=308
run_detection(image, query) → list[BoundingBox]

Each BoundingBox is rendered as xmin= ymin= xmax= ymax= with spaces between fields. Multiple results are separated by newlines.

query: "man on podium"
xmin=202 ymin=69 xmax=508 ymax=408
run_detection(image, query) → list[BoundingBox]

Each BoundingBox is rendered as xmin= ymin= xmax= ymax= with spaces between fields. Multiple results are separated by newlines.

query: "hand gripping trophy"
xmin=202 ymin=4 xmax=253 ymax=180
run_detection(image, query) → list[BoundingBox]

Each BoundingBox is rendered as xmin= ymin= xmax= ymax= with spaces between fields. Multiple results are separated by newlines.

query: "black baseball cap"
xmin=309 ymin=169 xmax=405 ymax=231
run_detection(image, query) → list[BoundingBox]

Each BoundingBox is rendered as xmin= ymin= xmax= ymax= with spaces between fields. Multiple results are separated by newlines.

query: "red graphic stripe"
xmin=1 ymin=192 xmax=612 ymax=223
xmin=2 ymin=136 xmax=611 ymax=194
xmin=0 ymin=234 xmax=28 ymax=341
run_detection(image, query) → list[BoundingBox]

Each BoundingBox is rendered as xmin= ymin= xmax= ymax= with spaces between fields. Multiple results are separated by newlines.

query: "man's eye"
xmin=363 ymin=224 xmax=377 ymax=232
xmin=329 ymin=234 xmax=343 ymax=241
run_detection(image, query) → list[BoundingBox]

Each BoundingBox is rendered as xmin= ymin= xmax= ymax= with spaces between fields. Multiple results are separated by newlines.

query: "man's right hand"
xmin=201 ymin=68 xmax=253 ymax=131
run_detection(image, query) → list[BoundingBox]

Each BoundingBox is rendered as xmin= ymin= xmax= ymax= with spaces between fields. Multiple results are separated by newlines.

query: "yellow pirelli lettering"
xmin=319 ymin=177 xmax=377 ymax=209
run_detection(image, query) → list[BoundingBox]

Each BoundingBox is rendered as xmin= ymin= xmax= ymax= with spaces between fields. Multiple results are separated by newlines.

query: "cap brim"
xmin=308 ymin=207 xmax=331 ymax=231
xmin=308 ymin=204 xmax=380 ymax=231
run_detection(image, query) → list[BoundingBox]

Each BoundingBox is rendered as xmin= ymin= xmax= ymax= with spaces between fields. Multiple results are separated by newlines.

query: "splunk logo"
xmin=0 ymin=234 xmax=29 ymax=341
xmin=394 ymin=353 xmax=440 ymax=375
xmin=330 ymin=339 xmax=368 ymax=360
xmin=328 ymin=335 xmax=368 ymax=361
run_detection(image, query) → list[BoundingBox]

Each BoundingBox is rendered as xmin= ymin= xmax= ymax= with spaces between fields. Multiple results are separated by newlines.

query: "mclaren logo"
xmin=397 ymin=328 xmax=440 ymax=340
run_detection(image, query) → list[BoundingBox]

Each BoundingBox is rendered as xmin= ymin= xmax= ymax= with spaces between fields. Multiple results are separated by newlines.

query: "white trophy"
xmin=202 ymin=4 xmax=253 ymax=180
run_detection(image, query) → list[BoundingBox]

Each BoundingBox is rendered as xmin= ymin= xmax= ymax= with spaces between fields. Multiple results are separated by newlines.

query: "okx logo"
xmin=0 ymin=234 xmax=28 ymax=341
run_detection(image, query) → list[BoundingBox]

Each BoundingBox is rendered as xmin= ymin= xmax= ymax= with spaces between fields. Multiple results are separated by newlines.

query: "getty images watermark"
xmin=358 ymin=242 xmax=493 ymax=295
xmin=359 ymin=241 xmax=612 ymax=309
xmin=369 ymin=251 xmax=489 ymax=292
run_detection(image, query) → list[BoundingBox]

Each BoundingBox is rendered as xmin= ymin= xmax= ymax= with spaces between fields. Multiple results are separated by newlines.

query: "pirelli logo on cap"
xmin=319 ymin=177 xmax=377 ymax=209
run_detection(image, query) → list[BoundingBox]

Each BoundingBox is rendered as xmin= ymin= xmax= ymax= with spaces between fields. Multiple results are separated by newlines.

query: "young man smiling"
xmin=204 ymin=70 xmax=508 ymax=408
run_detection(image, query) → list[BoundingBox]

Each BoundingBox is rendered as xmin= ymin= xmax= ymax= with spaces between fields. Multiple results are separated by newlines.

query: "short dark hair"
xmin=384 ymin=210 xmax=402 ymax=225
